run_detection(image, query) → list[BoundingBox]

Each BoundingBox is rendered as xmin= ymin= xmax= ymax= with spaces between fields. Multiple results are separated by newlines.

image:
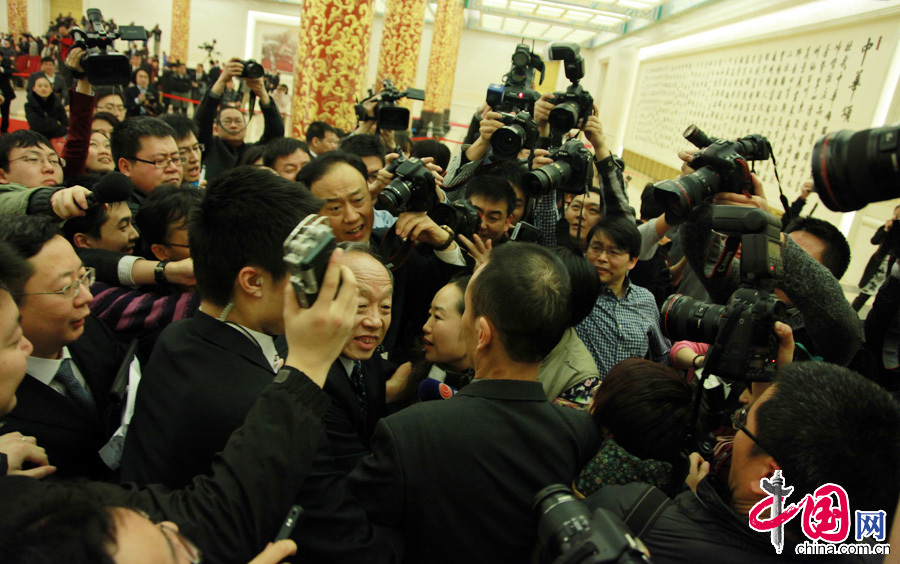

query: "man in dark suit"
xmin=323 ymin=243 xmax=397 ymax=473
xmin=26 ymin=57 xmax=69 ymax=107
xmin=348 ymin=243 xmax=601 ymax=564
xmin=0 ymin=216 xmax=128 ymax=481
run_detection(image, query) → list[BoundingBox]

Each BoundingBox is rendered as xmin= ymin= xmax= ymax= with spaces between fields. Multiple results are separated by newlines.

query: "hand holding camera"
xmin=583 ymin=108 xmax=611 ymax=160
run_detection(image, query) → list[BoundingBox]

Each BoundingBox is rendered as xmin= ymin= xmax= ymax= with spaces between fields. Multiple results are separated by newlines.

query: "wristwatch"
xmin=154 ymin=260 xmax=171 ymax=286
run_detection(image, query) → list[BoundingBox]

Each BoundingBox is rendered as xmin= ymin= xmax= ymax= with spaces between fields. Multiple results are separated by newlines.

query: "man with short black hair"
xmin=349 ymin=243 xmax=600 ymax=564
xmin=262 ymin=137 xmax=310 ymax=181
xmin=306 ymin=120 xmax=339 ymax=157
xmin=585 ymin=361 xmax=900 ymax=563
xmin=160 ymin=114 xmax=204 ymax=185
xmin=62 ymin=201 xmax=139 ymax=255
xmin=110 ymin=117 xmax=183 ymax=213
xmin=463 ymin=175 xmax=517 ymax=246
xmin=194 ymin=58 xmax=284 ymax=182
xmin=26 ymin=56 xmax=68 ymax=107
xmin=783 ymin=216 xmax=852 ymax=280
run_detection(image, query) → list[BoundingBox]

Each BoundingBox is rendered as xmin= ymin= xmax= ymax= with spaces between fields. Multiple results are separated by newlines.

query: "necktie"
xmin=349 ymin=361 xmax=368 ymax=414
xmin=54 ymin=358 xmax=98 ymax=415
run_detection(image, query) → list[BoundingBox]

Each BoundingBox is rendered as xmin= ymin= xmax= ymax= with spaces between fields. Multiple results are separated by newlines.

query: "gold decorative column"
xmin=422 ymin=0 xmax=464 ymax=134
xmin=170 ymin=0 xmax=190 ymax=65
xmin=292 ymin=0 xmax=374 ymax=137
xmin=8 ymin=0 xmax=28 ymax=39
xmin=376 ymin=0 xmax=426 ymax=110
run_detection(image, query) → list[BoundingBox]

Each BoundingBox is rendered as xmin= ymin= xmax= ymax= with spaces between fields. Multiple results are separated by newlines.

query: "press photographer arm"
xmin=60 ymin=47 xmax=96 ymax=178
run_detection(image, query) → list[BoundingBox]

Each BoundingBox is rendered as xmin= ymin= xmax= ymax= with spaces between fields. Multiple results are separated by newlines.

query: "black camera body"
xmin=545 ymin=42 xmax=594 ymax=135
xmin=485 ymin=44 xmax=544 ymax=115
xmin=522 ymin=138 xmax=594 ymax=197
xmin=660 ymin=207 xmax=787 ymax=382
xmin=811 ymin=126 xmax=900 ymax=212
xmin=70 ymin=8 xmax=147 ymax=85
xmin=653 ymin=125 xmax=772 ymax=225
xmin=430 ymin=199 xmax=481 ymax=242
xmin=240 ymin=59 xmax=265 ymax=79
xmin=355 ymin=79 xmax=426 ymax=131
xmin=534 ymin=484 xmax=650 ymax=564
xmin=491 ymin=111 xmax=539 ymax=160
xmin=377 ymin=156 xmax=438 ymax=215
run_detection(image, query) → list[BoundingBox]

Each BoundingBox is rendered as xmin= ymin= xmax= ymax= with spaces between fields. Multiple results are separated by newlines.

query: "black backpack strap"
xmin=623 ymin=485 xmax=671 ymax=540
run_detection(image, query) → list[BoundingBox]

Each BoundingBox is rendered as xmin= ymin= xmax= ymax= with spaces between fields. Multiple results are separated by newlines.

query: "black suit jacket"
xmin=323 ymin=356 xmax=395 ymax=474
xmin=348 ymin=379 xmax=601 ymax=564
xmin=119 ymin=311 xmax=402 ymax=562
xmin=0 ymin=315 xmax=124 ymax=481
xmin=120 ymin=311 xmax=276 ymax=489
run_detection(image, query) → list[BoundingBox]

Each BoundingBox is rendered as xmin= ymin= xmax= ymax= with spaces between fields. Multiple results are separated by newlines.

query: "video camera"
xmin=69 ymin=8 xmax=147 ymax=85
xmin=491 ymin=111 xmax=539 ymax=161
xmin=811 ymin=126 xmax=900 ymax=212
xmin=376 ymin=156 xmax=480 ymax=240
xmin=522 ymin=138 xmax=594 ymax=197
xmin=486 ymin=44 xmax=544 ymax=115
xmin=284 ymin=215 xmax=337 ymax=308
xmin=660 ymin=206 xmax=787 ymax=382
xmin=534 ymin=484 xmax=650 ymax=564
xmin=653 ymin=125 xmax=773 ymax=225
xmin=355 ymin=79 xmax=426 ymax=131
xmin=545 ymin=42 xmax=594 ymax=135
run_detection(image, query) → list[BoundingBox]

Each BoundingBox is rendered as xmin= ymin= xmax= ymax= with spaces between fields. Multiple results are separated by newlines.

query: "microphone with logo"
xmin=417 ymin=378 xmax=458 ymax=402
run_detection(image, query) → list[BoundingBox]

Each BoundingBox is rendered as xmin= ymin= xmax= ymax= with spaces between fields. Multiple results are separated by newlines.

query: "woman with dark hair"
xmin=575 ymin=358 xmax=695 ymax=498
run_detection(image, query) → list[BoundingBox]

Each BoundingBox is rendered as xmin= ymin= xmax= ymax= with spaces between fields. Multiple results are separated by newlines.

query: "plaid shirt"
xmin=575 ymin=278 xmax=671 ymax=378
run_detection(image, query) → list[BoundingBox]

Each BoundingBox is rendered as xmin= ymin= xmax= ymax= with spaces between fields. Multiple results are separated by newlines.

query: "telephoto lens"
xmin=812 ymin=126 xmax=900 ymax=212
xmin=548 ymin=101 xmax=581 ymax=133
xmin=660 ymin=294 xmax=725 ymax=344
xmin=523 ymin=160 xmax=571 ymax=197
xmin=652 ymin=167 xmax=720 ymax=225
xmin=492 ymin=124 xmax=528 ymax=160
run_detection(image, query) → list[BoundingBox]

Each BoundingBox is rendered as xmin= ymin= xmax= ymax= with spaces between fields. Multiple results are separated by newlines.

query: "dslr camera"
xmin=534 ymin=484 xmax=650 ymax=564
xmin=69 ymin=8 xmax=147 ymax=85
xmin=522 ymin=138 xmax=594 ymax=197
xmin=545 ymin=42 xmax=594 ymax=135
xmin=811 ymin=126 xmax=900 ymax=212
xmin=653 ymin=125 xmax=772 ymax=225
xmin=239 ymin=59 xmax=265 ymax=79
xmin=660 ymin=206 xmax=787 ymax=382
xmin=376 ymin=156 xmax=480 ymax=240
xmin=486 ymin=44 xmax=544 ymax=115
xmin=355 ymin=79 xmax=426 ymax=131
xmin=491 ymin=111 xmax=539 ymax=160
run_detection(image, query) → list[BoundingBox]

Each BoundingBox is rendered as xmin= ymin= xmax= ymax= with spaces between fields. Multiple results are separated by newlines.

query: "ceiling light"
xmin=617 ymin=0 xmax=655 ymax=8
xmin=535 ymin=5 xmax=565 ymax=17
xmin=591 ymin=14 xmax=623 ymax=25
xmin=481 ymin=0 xmax=508 ymax=8
xmin=544 ymin=25 xmax=571 ymax=40
xmin=565 ymin=10 xmax=594 ymax=21
xmin=508 ymin=1 xmax=537 ymax=12
xmin=522 ymin=21 xmax=550 ymax=35
xmin=502 ymin=17 xmax=526 ymax=32
xmin=481 ymin=14 xmax=504 ymax=28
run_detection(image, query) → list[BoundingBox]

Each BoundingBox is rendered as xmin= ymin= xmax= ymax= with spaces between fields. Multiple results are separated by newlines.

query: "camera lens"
xmin=548 ymin=101 xmax=580 ymax=133
xmin=652 ymin=166 xmax=720 ymax=225
xmin=377 ymin=180 xmax=411 ymax=214
xmin=523 ymin=160 xmax=571 ymax=197
xmin=533 ymin=484 xmax=592 ymax=554
xmin=491 ymin=124 xmax=526 ymax=160
xmin=242 ymin=60 xmax=264 ymax=79
xmin=660 ymin=294 xmax=725 ymax=343
xmin=430 ymin=201 xmax=480 ymax=241
xmin=812 ymin=127 xmax=900 ymax=212
xmin=683 ymin=124 xmax=714 ymax=149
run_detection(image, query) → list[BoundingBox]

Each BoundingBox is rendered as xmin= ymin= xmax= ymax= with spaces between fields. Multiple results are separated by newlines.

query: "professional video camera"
xmin=545 ymin=42 xmax=594 ymax=135
xmin=376 ymin=156 xmax=481 ymax=240
xmin=811 ymin=126 xmax=900 ymax=212
xmin=485 ymin=44 xmax=545 ymax=114
xmin=491 ymin=111 xmax=539 ymax=160
xmin=69 ymin=8 xmax=147 ymax=85
xmin=522 ymin=138 xmax=594 ymax=197
xmin=653 ymin=125 xmax=773 ymax=225
xmin=355 ymin=79 xmax=426 ymax=131
xmin=660 ymin=206 xmax=787 ymax=382
xmin=239 ymin=59 xmax=264 ymax=79
xmin=534 ymin=484 xmax=650 ymax=564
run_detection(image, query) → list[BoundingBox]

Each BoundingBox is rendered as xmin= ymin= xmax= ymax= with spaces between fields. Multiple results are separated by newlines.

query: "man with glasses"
xmin=0 ymin=130 xmax=93 ymax=219
xmin=0 ymin=215 xmax=136 ymax=481
xmin=194 ymin=57 xmax=284 ymax=183
xmin=161 ymin=114 xmax=206 ymax=186
xmin=111 ymin=116 xmax=184 ymax=214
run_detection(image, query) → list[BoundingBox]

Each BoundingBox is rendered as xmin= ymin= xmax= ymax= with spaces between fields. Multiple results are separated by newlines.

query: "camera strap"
xmin=706 ymin=235 xmax=740 ymax=281
xmin=623 ymin=485 xmax=671 ymax=540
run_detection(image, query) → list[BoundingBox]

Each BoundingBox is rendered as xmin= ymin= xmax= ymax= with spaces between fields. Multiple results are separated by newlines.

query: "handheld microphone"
xmin=84 ymin=172 xmax=134 ymax=207
xmin=418 ymin=378 xmax=458 ymax=402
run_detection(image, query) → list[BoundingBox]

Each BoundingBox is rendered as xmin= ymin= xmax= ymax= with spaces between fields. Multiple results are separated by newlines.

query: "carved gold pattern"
xmin=7 ymin=0 xmax=29 ymax=39
xmin=376 ymin=0 xmax=426 ymax=110
xmin=292 ymin=0 xmax=375 ymax=137
xmin=170 ymin=0 xmax=191 ymax=65
xmin=423 ymin=0 xmax=464 ymax=113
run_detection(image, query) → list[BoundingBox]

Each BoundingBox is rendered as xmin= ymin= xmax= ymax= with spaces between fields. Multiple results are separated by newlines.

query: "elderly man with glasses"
xmin=0 ymin=215 xmax=139 ymax=481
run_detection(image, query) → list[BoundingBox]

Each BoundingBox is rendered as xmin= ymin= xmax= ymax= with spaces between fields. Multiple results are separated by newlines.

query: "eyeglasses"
xmin=9 ymin=154 xmax=65 ymax=168
xmin=15 ymin=268 xmax=95 ymax=299
xmin=731 ymin=407 xmax=770 ymax=455
xmin=587 ymin=243 xmax=628 ymax=258
xmin=178 ymin=143 xmax=205 ymax=157
xmin=131 ymin=155 xmax=188 ymax=169
xmin=217 ymin=118 xmax=245 ymax=127
xmin=97 ymin=103 xmax=126 ymax=113
xmin=158 ymin=523 xmax=203 ymax=563
xmin=165 ymin=242 xmax=190 ymax=249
